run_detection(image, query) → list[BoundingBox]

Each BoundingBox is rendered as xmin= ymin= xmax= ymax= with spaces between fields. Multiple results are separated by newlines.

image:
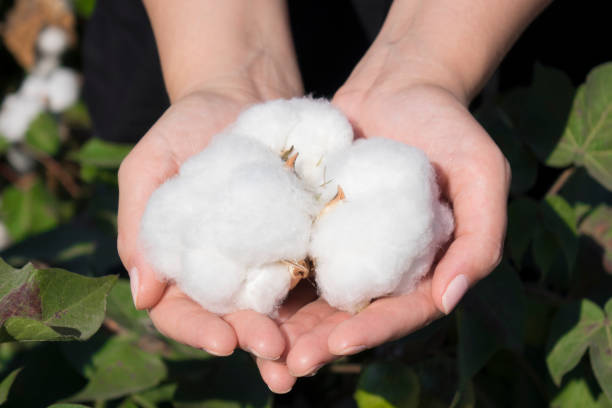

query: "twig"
xmin=34 ymin=152 xmax=81 ymax=198
xmin=546 ymin=166 xmax=575 ymax=197
xmin=0 ymin=162 xmax=20 ymax=183
xmin=329 ymin=363 xmax=362 ymax=374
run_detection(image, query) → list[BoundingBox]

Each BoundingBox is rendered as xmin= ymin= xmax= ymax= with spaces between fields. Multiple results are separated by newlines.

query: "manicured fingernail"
xmin=247 ymin=347 xmax=280 ymax=361
xmin=129 ymin=267 xmax=139 ymax=308
xmin=272 ymin=386 xmax=292 ymax=394
xmin=442 ymin=274 xmax=469 ymax=314
xmin=304 ymin=363 xmax=325 ymax=377
xmin=204 ymin=348 xmax=234 ymax=357
xmin=338 ymin=344 xmax=367 ymax=355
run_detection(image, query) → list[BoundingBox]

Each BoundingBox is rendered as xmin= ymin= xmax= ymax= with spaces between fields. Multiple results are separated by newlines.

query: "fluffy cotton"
xmin=0 ymin=94 xmax=44 ymax=142
xmin=231 ymin=97 xmax=354 ymax=190
xmin=37 ymin=26 xmax=69 ymax=57
xmin=46 ymin=68 xmax=79 ymax=112
xmin=140 ymin=133 xmax=318 ymax=315
xmin=141 ymin=98 xmax=454 ymax=316
xmin=310 ymin=138 xmax=454 ymax=313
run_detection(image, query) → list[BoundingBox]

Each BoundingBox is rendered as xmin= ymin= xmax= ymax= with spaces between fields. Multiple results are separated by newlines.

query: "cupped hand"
xmin=118 ymin=88 xmax=305 ymax=360
xmin=255 ymin=83 xmax=511 ymax=391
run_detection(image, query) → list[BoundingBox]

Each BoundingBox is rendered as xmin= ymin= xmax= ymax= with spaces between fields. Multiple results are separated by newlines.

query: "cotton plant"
xmin=0 ymin=26 xmax=79 ymax=144
xmin=140 ymin=97 xmax=454 ymax=315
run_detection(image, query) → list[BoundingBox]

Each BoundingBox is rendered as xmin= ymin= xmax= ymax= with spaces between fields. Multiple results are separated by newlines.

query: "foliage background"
xmin=0 ymin=1 xmax=611 ymax=407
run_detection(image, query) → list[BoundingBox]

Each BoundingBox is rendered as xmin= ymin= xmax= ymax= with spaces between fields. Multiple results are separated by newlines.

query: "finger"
xmin=117 ymin=134 xmax=178 ymax=309
xmin=149 ymin=286 xmax=237 ymax=355
xmin=223 ymin=310 xmax=285 ymax=361
xmin=285 ymin=309 xmax=350 ymax=377
xmin=256 ymin=358 xmax=296 ymax=394
xmin=256 ymin=299 xmax=337 ymax=391
xmin=431 ymin=150 xmax=510 ymax=314
xmin=328 ymin=280 xmax=441 ymax=355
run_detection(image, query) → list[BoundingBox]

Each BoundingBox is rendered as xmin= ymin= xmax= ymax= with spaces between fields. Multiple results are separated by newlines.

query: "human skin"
xmin=117 ymin=0 xmax=551 ymax=394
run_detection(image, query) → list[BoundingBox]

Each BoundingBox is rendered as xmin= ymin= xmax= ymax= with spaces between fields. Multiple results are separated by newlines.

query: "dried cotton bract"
xmin=140 ymin=98 xmax=454 ymax=316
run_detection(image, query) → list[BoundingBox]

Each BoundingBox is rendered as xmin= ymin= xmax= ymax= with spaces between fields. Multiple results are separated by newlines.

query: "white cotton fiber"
xmin=310 ymin=138 xmax=454 ymax=313
xmin=231 ymin=97 xmax=354 ymax=190
xmin=37 ymin=26 xmax=69 ymax=57
xmin=46 ymin=68 xmax=79 ymax=112
xmin=140 ymin=133 xmax=318 ymax=316
xmin=0 ymin=94 xmax=44 ymax=142
xmin=140 ymin=97 xmax=454 ymax=316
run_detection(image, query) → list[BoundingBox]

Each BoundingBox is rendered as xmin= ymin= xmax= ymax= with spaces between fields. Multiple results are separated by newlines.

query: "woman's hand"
xmin=254 ymin=83 xmax=511 ymax=392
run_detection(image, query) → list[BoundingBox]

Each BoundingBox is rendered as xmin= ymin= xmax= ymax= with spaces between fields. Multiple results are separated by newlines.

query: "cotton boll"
xmin=20 ymin=75 xmax=48 ymax=100
xmin=285 ymin=98 xmax=353 ymax=188
xmin=311 ymin=138 xmax=454 ymax=313
xmin=37 ymin=26 xmax=69 ymax=56
xmin=6 ymin=147 xmax=36 ymax=173
xmin=0 ymin=94 xmax=44 ymax=142
xmin=208 ymin=161 xmax=317 ymax=266
xmin=230 ymin=99 xmax=300 ymax=153
xmin=319 ymin=137 xmax=435 ymax=203
xmin=311 ymin=195 xmax=433 ymax=313
xmin=180 ymin=249 xmax=246 ymax=315
xmin=46 ymin=68 xmax=79 ymax=112
xmin=235 ymin=263 xmax=292 ymax=315
xmin=32 ymin=55 xmax=60 ymax=76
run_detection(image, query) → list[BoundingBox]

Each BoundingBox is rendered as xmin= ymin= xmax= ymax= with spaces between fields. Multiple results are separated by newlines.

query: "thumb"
xmin=117 ymin=136 xmax=178 ymax=309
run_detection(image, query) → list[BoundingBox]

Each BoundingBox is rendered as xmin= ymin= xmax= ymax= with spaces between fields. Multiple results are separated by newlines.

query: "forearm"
xmin=343 ymin=0 xmax=551 ymax=104
xmin=143 ymin=0 xmax=301 ymax=102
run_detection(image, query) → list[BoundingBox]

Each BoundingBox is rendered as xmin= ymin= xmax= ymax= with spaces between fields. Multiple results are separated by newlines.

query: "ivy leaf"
xmin=62 ymin=101 xmax=92 ymax=129
xmin=354 ymin=362 xmax=420 ymax=408
xmin=48 ymin=405 xmax=90 ymax=408
xmin=0 ymin=134 xmax=9 ymax=154
xmin=502 ymin=64 xmax=575 ymax=166
xmin=0 ymin=179 xmax=61 ymax=242
xmin=551 ymin=377 xmax=600 ymax=408
xmin=0 ymin=258 xmax=117 ymax=342
xmin=549 ymin=63 xmax=612 ymax=190
xmin=457 ymin=262 xmax=526 ymax=381
xmin=25 ymin=113 xmax=60 ymax=156
xmin=67 ymin=335 xmax=167 ymax=402
xmin=580 ymin=205 xmax=612 ymax=273
xmin=541 ymin=195 xmax=579 ymax=272
xmin=546 ymin=299 xmax=605 ymax=385
xmin=105 ymin=279 xmax=153 ymax=334
xmin=69 ymin=138 xmax=132 ymax=168
xmin=590 ymin=328 xmax=612 ymax=403
xmin=507 ymin=198 xmax=539 ymax=267
xmin=0 ymin=367 xmax=22 ymax=404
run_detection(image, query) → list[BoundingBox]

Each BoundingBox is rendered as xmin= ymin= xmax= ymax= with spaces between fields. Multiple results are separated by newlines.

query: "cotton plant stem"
xmin=545 ymin=166 xmax=575 ymax=197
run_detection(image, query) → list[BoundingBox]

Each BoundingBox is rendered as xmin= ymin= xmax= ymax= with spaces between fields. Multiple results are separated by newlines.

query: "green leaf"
xmin=550 ymin=63 xmax=612 ymax=190
xmin=0 ymin=134 xmax=9 ymax=154
xmin=551 ymin=377 xmax=600 ymax=408
xmin=580 ymin=205 xmax=612 ymax=273
xmin=597 ymin=393 xmax=612 ymax=408
xmin=72 ymin=0 xmax=96 ymax=18
xmin=542 ymin=195 xmax=579 ymax=271
xmin=0 ymin=258 xmax=117 ymax=342
xmin=457 ymin=262 xmax=526 ymax=381
xmin=590 ymin=326 xmax=612 ymax=402
xmin=502 ymin=64 xmax=575 ymax=166
xmin=62 ymin=101 xmax=92 ymax=128
xmin=354 ymin=362 xmax=420 ymax=408
xmin=25 ymin=113 xmax=60 ymax=155
xmin=68 ymin=335 xmax=166 ymax=402
xmin=70 ymin=138 xmax=132 ymax=168
xmin=1 ymin=179 xmax=61 ymax=242
xmin=132 ymin=383 xmax=177 ymax=408
xmin=546 ymin=299 xmax=605 ymax=385
xmin=0 ymin=367 xmax=22 ymax=404
xmin=106 ymin=279 xmax=153 ymax=334
xmin=48 ymin=404 xmax=90 ymax=408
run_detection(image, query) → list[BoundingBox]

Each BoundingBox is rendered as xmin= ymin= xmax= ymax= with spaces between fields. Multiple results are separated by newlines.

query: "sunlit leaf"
xmin=0 ymin=258 xmax=116 ymax=342
xmin=551 ymin=377 xmax=600 ymax=408
xmin=546 ymin=299 xmax=605 ymax=385
xmin=69 ymin=138 xmax=132 ymax=168
xmin=0 ymin=367 xmax=22 ymax=404
xmin=354 ymin=362 xmax=420 ymax=408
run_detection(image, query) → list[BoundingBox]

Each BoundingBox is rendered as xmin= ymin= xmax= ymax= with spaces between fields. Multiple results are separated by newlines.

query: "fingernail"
xmin=246 ymin=347 xmax=280 ymax=361
xmin=338 ymin=344 xmax=366 ymax=355
xmin=129 ymin=267 xmax=139 ymax=308
xmin=442 ymin=274 xmax=469 ymax=314
xmin=272 ymin=386 xmax=292 ymax=394
xmin=304 ymin=363 xmax=325 ymax=377
xmin=204 ymin=348 xmax=234 ymax=357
